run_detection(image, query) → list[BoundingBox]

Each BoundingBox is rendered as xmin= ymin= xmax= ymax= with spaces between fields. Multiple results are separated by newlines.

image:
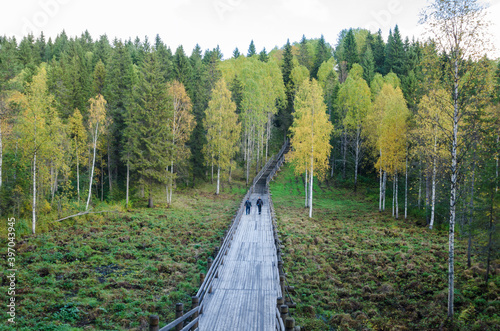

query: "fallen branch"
xmin=54 ymin=210 xmax=116 ymax=222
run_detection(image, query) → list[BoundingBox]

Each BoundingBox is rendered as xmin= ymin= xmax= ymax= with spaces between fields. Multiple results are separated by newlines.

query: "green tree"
xmin=129 ymin=52 xmax=172 ymax=208
xmin=289 ymin=79 xmax=333 ymax=217
xmin=68 ymin=108 xmax=87 ymax=202
xmin=361 ymin=46 xmax=375 ymax=83
xmin=312 ymin=35 xmax=331 ymax=79
xmin=422 ymin=0 xmax=492 ymax=317
xmin=247 ymin=40 xmax=256 ymax=57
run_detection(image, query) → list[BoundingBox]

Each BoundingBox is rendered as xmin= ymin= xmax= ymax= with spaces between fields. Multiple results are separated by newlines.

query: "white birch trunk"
xmin=447 ymin=59 xmax=459 ymax=319
xmin=379 ymin=166 xmax=383 ymax=212
xmin=383 ymin=171 xmax=386 ymax=211
xmin=108 ymin=141 xmax=112 ymax=193
xmin=86 ymin=123 xmax=99 ymax=211
xmin=430 ymin=153 xmax=437 ymax=229
xmin=76 ymin=151 xmax=80 ymax=202
xmin=216 ymin=166 xmax=220 ymax=195
xmin=305 ymin=169 xmax=308 ymax=207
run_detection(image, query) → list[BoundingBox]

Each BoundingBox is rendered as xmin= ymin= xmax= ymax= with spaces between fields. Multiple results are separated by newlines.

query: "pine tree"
xmin=247 ymin=40 xmax=256 ymax=57
xmin=361 ymin=45 xmax=375 ymax=84
xmin=312 ymin=35 xmax=331 ymax=79
xmin=233 ymin=47 xmax=241 ymax=59
xmin=259 ymin=48 xmax=269 ymax=62
xmin=278 ymin=39 xmax=295 ymax=136
xmin=343 ymin=29 xmax=360 ymax=72
xmin=129 ymin=52 xmax=172 ymax=208
xmin=68 ymin=108 xmax=87 ymax=202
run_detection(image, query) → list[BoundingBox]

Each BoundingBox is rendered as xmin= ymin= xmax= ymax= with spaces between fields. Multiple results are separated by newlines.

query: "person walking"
xmin=244 ymin=198 xmax=252 ymax=215
xmin=256 ymin=197 xmax=263 ymax=215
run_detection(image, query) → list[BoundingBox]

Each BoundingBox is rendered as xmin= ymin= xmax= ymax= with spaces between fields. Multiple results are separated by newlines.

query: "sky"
xmin=1 ymin=0 xmax=499 ymax=59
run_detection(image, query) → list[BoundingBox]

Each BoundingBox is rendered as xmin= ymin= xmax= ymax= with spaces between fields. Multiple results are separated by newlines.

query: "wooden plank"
xmin=198 ymin=193 xmax=279 ymax=330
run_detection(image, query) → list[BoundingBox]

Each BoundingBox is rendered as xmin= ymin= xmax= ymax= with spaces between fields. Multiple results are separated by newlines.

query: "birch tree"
xmin=289 ymin=79 xmax=333 ymax=218
xmin=16 ymin=66 xmax=57 ymax=234
xmin=203 ymin=78 xmax=241 ymax=195
xmin=85 ymin=94 xmax=107 ymax=210
xmin=422 ymin=0 xmax=492 ymax=318
xmin=166 ymin=80 xmax=194 ymax=204
xmin=416 ymin=89 xmax=451 ymax=229
xmin=373 ymin=84 xmax=410 ymax=219
xmin=337 ymin=64 xmax=372 ymax=191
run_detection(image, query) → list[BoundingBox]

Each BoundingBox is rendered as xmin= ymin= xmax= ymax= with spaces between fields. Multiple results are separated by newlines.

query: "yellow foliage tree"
xmin=289 ymin=79 xmax=333 ymax=218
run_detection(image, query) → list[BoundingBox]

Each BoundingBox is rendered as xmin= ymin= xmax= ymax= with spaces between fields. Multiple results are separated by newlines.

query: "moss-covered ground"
xmin=270 ymin=164 xmax=499 ymax=330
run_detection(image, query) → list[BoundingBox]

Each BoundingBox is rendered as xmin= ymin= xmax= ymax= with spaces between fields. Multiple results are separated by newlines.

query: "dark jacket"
xmin=244 ymin=200 xmax=252 ymax=208
xmin=256 ymin=199 xmax=263 ymax=207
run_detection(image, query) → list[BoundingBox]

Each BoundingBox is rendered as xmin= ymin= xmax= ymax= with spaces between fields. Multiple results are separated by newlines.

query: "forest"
xmin=0 ymin=1 xmax=499 ymax=329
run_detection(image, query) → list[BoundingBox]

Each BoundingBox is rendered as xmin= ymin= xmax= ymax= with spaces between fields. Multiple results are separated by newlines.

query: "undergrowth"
xmin=270 ymin=164 xmax=499 ymax=330
xmin=0 ymin=180 xmax=246 ymax=330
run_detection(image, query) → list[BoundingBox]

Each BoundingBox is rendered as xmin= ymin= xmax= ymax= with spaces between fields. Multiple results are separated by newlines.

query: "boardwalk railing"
xmin=158 ymin=145 xmax=289 ymax=330
xmin=266 ymin=140 xmax=299 ymax=330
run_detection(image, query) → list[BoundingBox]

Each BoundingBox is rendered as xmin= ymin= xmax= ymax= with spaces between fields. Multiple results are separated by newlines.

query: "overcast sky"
xmin=1 ymin=0 xmax=499 ymax=59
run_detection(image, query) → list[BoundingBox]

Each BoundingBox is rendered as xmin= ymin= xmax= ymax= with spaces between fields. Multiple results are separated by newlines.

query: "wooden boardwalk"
xmin=198 ymin=191 xmax=280 ymax=330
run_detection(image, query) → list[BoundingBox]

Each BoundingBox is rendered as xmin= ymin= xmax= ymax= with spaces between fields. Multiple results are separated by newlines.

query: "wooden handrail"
xmin=160 ymin=140 xmax=291 ymax=331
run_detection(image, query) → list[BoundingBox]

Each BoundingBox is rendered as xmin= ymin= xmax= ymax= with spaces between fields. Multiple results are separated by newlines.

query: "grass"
xmin=270 ymin=164 xmax=500 ymax=330
xmin=0 ymin=177 xmax=248 ymax=330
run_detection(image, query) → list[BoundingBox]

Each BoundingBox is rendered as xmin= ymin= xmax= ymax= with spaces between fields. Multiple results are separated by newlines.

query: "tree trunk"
xmin=216 ymin=166 xmax=220 ymax=195
xmin=395 ymin=171 xmax=398 ymax=219
xmin=467 ymin=149 xmax=476 ymax=268
xmin=211 ymin=161 xmax=214 ymax=185
xmin=383 ymin=171 xmax=387 ymax=211
xmin=418 ymin=159 xmax=422 ymax=209
xmin=430 ymin=153 xmax=437 ymax=230
xmin=309 ymin=161 xmax=313 ymax=218
xmin=32 ymin=147 xmax=37 ymax=234
xmin=379 ymin=165 xmax=383 ymax=212
xmin=485 ymin=187 xmax=494 ymax=286
xmin=76 ymin=151 xmax=80 ymax=202
xmin=170 ymin=161 xmax=174 ymax=203
xmin=392 ymin=174 xmax=395 ymax=217
xmin=101 ymin=159 xmax=104 ymax=202
xmin=354 ymin=125 xmax=360 ymax=192
xmin=342 ymin=129 xmax=347 ymax=180
xmin=330 ymin=150 xmax=335 ymax=178
xmin=447 ymin=59 xmax=459 ymax=319
xmin=86 ymin=123 xmax=99 ymax=210
xmin=108 ymin=141 xmax=112 ymax=194
xmin=32 ymin=115 xmax=37 ymax=234
xmin=126 ymin=157 xmax=130 ymax=208
xmin=305 ymin=169 xmax=308 ymax=207
xmin=148 ymin=185 xmax=153 ymax=208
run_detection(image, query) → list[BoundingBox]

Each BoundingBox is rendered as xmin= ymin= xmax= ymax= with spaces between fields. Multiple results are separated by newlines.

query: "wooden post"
xmin=200 ymin=273 xmax=205 ymax=286
xmin=280 ymin=304 xmax=288 ymax=321
xmin=192 ymin=296 xmax=199 ymax=328
xmin=280 ymin=275 xmax=285 ymax=297
xmin=214 ymin=246 xmax=219 ymax=257
xmin=175 ymin=303 xmax=183 ymax=331
xmin=285 ymin=317 xmax=295 ymax=331
xmin=207 ymin=257 xmax=213 ymax=271
xmin=277 ymin=297 xmax=284 ymax=309
xmin=278 ymin=260 xmax=283 ymax=275
xmin=149 ymin=315 xmax=159 ymax=331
